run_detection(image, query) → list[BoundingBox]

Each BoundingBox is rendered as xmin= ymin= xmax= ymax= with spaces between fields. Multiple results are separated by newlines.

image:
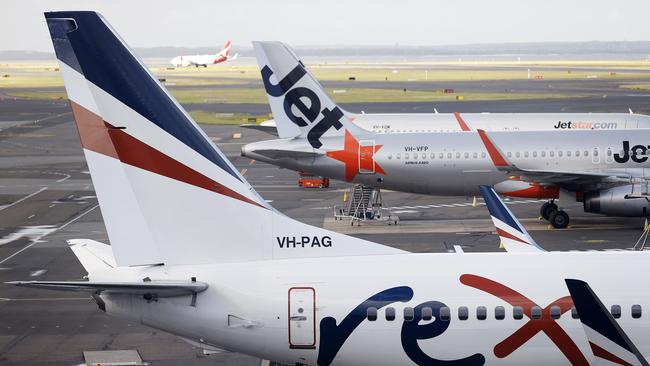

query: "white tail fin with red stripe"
xmin=479 ymin=186 xmax=544 ymax=253
xmin=46 ymin=12 xmax=402 ymax=267
xmin=565 ymin=279 xmax=649 ymax=366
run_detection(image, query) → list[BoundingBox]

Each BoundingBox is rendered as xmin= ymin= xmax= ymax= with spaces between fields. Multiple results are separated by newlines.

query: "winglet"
xmin=477 ymin=129 xmax=514 ymax=169
xmin=479 ymin=185 xmax=544 ymax=252
xmin=565 ymin=279 xmax=649 ymax=366
xmin=454 ymin=112 xmax=471 ymax=131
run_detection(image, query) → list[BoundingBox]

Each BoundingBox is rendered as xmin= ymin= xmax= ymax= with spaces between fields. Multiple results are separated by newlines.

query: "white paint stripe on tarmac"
xmin=0 ymin=204 xmax=99 ymax=265
xmin=0 ymin=187 xmax=48 ymax=212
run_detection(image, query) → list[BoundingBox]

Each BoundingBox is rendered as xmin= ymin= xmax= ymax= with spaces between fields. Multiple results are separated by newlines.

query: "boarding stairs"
xmin=334 ymin=184 xmax=399 ymax=226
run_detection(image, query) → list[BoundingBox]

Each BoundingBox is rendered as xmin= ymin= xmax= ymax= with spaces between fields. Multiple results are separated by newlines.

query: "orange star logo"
xmin=326 ymin=130 xmax=386 ymax=182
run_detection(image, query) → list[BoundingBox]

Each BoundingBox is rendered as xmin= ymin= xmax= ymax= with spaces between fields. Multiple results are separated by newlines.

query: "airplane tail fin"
xmin=565 ymin=279 xmax=649 ymax=366
xmin=252 ymin=41 xmax=366 ymax=145
xmin=479 ymin=186 xmax=544 ymax=252
xmin=222 ymin=40 xmax=232 ymax=56
xmin=45 ymin=12 xmax=401 ymax=267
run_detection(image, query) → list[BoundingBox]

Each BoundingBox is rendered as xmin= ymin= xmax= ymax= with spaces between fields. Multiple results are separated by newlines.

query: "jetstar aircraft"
xmin=15 ymin=12 xmax=650 ymax=366
xmin=242 ymin=42 xmax=650 ymax=228
xmin=170 ymin=40 xmax=237 ymax=67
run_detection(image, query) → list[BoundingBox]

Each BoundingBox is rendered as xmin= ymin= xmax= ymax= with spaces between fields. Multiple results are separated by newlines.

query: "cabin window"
xmin=541 ymin=151 xmax=546 ymax=158
xmin=386 ymin=307 xmax=396 ymax=321
xmin=549 ymin=151 xmax=554 ymax=158
xmin=516 ymin=152 xmax=520 ymax=158
xmin=567 ymin=151 xmax=572 ymax=157
xmin=456 ymin=152 xmax=461 ymax=159
xmin=584 ymin=150 xmax=589 ymax=157
xmin=632 ymin=304 xmax=642 ymax=319
xmin=464 ymin=152 xmax=469 ymax=159
xmin=431 ymin=153 xmax=435 ymax=159
xmin=447 ymin=153 xmax=452 ymax=159
xmin=388 ymin=155 xmax=393 ymax=160
xmin=571 ymin=306 xmax=579 ymax=319
xmin=421 ymin=307 xmax=433 ymax=321
xmin=367 ymin=307 xmax=377 ymax=321
xmin=507 ymin=152 xmax=512 ymax=158
xmin=439 ymin=153 xmax=444 ymax=159
xmin=575 ymin=150 xmax=580 ymax=157
xmin=405 ymin=153 xmax=410 ymax=160
xmin=531 ymin=306 xmax=542 ymax=320
xmin=476 ymin=306 xmax=487 ymax=320
xmin=396 ymin=153 xmax=401 ymax=160
xmin=473 ymin=152 xmax=478 ymax=159
xmin=458 ymin=306 xmax=468 ymax=320
xmin=495 ymin=306 xmax=505 ymax=320
xmin=440 ymin=307 xmax=451 ymax=321
xmin=607 ymin=148 xmax=612 ymax=157
xmin=513 ymin=306 xmax=524 ymax=320
xmin=533 ymin=151 xmax=537 ymax=158
xmin=404 ymin=307 xmax=414 ymax=321
xmin=524 ymin=151 xmax=529 ymax=158
xmin=550 ymin=305 xmax=561 ymax=320
xmin=611 ymin=305 xmax=621 ymax=319
xmin=481 ymin=152 xmax=487 ymax=158
xmin=558 ymin=151 xmax=563 ymax=158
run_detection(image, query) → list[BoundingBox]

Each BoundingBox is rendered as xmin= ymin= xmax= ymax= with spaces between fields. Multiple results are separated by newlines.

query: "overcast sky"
xmin=4 ymin=0 xmax=650 ymax=52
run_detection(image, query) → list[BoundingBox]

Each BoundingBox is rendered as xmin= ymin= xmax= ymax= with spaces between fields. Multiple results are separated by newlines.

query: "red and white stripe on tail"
xmin=565 ymin=279 xmax=649 ymax=366
xmin=479 ymin=185 xmax=544 ymax=252
xmin=45 ymin=11 xmax=401 ymax=268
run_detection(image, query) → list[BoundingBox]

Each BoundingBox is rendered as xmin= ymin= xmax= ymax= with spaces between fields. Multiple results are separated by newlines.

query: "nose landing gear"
xmin=540 ymin=200 xmax=569 ymax=229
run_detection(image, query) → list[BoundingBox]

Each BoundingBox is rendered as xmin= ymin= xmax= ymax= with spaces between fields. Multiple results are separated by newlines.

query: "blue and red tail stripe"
xmin=45 ymin=11 xmax=241 ymax=182
xmin=565 ymin=279 xmax=648 ymax=366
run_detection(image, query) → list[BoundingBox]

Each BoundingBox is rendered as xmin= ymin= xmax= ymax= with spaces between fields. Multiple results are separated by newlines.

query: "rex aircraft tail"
xmin=253 ymin=41 xmax=366 ymax=145
xmin=45 ymin=11 xmax=402 ymax=267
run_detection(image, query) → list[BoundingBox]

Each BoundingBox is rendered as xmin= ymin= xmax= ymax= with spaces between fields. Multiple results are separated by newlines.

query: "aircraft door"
xmin=288 ymin=287 xmax=316 ymax=349
xmin=592 ymin=147 xmax=600 ymax=165
xmin=359 ymin=140 xmax=376 ymax=174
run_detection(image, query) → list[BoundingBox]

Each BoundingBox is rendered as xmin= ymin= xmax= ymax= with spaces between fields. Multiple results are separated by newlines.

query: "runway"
xmin=0 ymin=85 xmax=648 ymax=364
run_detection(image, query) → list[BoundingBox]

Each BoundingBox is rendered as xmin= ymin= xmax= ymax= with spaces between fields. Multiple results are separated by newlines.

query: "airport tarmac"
xmin=1 ymin=92 xmax=649 ymax=365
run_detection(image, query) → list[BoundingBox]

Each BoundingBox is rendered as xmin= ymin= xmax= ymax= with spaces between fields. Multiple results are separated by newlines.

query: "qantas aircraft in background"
xmin=170 ymin=40 xmax=237 ymax=67
xmin=242 ymin=42 xmax=650 ymax=228
xmin=15 ymin=12 xmax=650 ymax=366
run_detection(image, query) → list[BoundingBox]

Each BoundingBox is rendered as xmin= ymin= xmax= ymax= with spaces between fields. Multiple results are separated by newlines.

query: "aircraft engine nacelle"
xmin=583 ymin=185 xmax=650 ymax=217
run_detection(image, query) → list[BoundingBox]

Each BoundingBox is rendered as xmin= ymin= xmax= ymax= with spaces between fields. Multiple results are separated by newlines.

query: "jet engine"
xmin=583 ymin=185 xmax=650 ymax=217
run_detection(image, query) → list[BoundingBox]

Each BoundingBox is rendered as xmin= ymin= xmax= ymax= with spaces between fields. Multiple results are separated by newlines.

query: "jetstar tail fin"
xmin=253 ymin=41 xmax=366 ymax=145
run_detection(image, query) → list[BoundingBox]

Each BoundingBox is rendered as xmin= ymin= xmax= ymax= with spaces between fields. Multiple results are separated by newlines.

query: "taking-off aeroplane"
xmin=17 ymin=11 xmax=650 ymax=366
xmin=170 ymin=40 xmax=237 ymax=67
xmin=242 ymin=41 xmax=650 ymax=228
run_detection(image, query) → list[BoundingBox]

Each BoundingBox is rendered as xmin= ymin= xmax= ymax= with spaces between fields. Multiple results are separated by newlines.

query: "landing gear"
xmin=549 ymin=210 xmax=570 ymax=229
xmin=540 ymin=201 xmax=558 ymax=220
xmin=540 ymin=200 xmax=569 ymax=228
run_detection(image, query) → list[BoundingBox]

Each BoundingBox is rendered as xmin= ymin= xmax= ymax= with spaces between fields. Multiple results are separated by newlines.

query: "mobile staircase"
xmin=334 ymin=184 xmax=399 ymax=226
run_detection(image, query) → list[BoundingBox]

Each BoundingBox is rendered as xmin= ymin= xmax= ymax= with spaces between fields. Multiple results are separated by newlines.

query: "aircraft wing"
xmin=240 ymin=124 xmax=278 ymax=136
xmin=7 ymin=280 xmax=208 ymax=297
xmin=477 ymin=129 xmax=635 ymax=190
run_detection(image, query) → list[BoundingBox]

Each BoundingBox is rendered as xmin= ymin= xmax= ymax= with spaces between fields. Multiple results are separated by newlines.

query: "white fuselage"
xmin=351 ymin=113 xmax=650 ymax=134
xmin=244 ymin=128 xmax=650 ymax=196
xmin=98 ymin=251 xmax=650 ymax=365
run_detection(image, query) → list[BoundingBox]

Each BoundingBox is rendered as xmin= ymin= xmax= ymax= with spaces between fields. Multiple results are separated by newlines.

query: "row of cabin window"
xmin=386 ymin=148 xmax=637 ymax=161
xmin=366 ymin=304 xmax=642 ymax=322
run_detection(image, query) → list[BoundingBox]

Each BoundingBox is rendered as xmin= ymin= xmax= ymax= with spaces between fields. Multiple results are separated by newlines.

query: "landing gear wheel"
xmin=549 ymin=210 xmax=569 ymax=229
xmin=540 ymin=202 xmax=558 ymax=220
